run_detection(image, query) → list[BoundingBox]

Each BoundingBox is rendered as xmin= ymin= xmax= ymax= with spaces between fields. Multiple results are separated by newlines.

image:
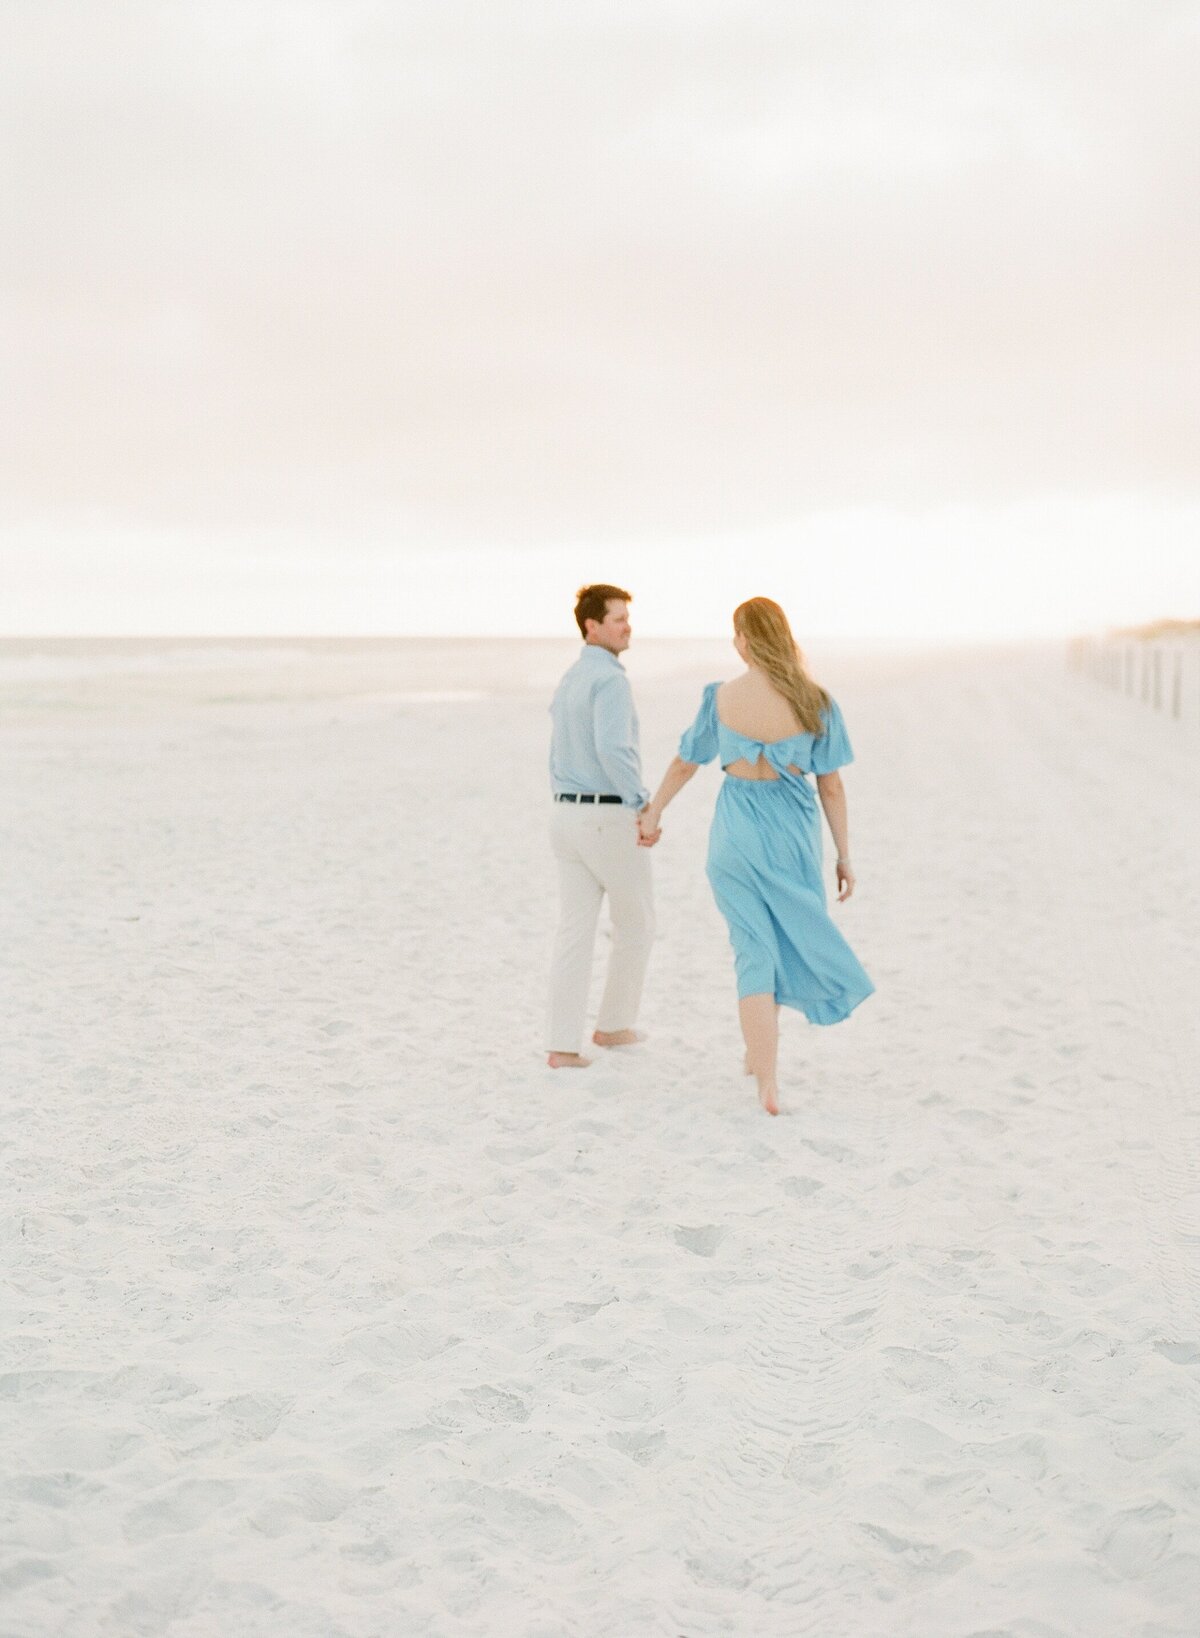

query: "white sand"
xmin=3 ymin=638 xmax=1199 ymax=1637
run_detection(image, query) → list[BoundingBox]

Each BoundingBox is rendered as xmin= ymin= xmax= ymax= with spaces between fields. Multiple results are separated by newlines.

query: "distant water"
xmin=0 ymin=635 xmax=1025 ymax=721
xmin=0 ymin=636 xmax=738 ymax=716
xmin=0 ymin=639 xmax=314 ymax=686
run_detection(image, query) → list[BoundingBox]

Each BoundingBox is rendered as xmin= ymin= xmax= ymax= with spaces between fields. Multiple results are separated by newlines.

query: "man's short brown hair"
xmin=574 ymin=583 xmax=632 ymax=638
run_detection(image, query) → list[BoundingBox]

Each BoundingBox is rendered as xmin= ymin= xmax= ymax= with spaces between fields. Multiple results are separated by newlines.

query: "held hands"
xmin=637 ymin=807 xmax=663 ymax=848
xmin=835 ymin=857 xmax=856 ymax=902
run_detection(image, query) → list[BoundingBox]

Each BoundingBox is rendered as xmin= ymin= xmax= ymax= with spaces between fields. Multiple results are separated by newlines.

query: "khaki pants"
xmin=545 ymin=802 xmax=655 ymax=1054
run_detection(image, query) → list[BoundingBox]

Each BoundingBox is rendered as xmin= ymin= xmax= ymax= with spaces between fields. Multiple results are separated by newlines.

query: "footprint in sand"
xmin=686 ymin=1549 xmax=753 ymax=1590
xmin=1097 ymin=1501 xmax=1177 ymax=1577
xmin=802 ymin=1138 xmax=857 ymax=1162
xmin=881 ymin=1347 xmax=955 ymax=1392
xmin=485 ymin=1140 xmax=553 ymax=1164
xmin=347 ymin=1320 xmax=452 ymax=1366
xmin=34 ymin=1425 xmax=143 ymax=1471
xmin=985 ymin=1025 xmax=1030 ymax=1053
xmin=953 ymin=1108 xmax=1007 ymax=1134
xmin=673 ymin=1225 xmax=726 ymax=1257
xmin=215 ymin=1391 xmax=289 ymax=1443
xmin=290 ymin=1472 xmax=356 ymax=1523
xmin=825 ymin=1312 xmax=881 ymax=1351
xmin=123 ymin=1478 xmax=237 ymax=1541
xmin=876 ymin=1416 xmax=961 ymax=1460
xmin=781 ymin=1175 xmax=824 ymax=1199
xmin=108 ymin=1568 xmax=210 ymax=1636
xmin=339 ymin=1535 xmax=406 ymax=1567
xmin=562 ymin=1297 xmax=616 ymax=1321
xmin=962 ymin=1432 xmax=1048 ymax=1481
xmin=0 ymin=1368 xmax=95 ymax=1398
xmin=1107 ymin=1422 xmax=1180 ymax=1462
xmin=857 ymin=1522 xmax=972 ymax=1576
xmin=0 ymin=1560 xmax=55 ymax=1595
xmin=1154 ymin=1339 xmax=1200 ymax=1365
xmin=1066 ymin=1328 xmax=1121 ymax=1362
xmin=440 ymin=1479 xmax=577 ymax=1546
xmin=607 ymin=1428 xmax=665 ymax=1465
xmin=889 ymin=1167 xmax=925 ymax=1187
xmin=783 ymin=1441 xmax=842 ymax=1492
xmin=465 ymin=1385 xmax=531 ymax=1424
xmin=6 ymin=1473 xmax=94 ymax=1509
xmin=846 ymin=1252 xmax=892 ymax=1279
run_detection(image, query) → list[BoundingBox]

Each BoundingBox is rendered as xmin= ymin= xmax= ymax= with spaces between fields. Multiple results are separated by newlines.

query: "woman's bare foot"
xmin=592 ymin=1029 xmax=645 ymax=1048
xmin=547 ymin=1052 xmax=592 ymax=1069
xmin=738 ymin=994 xmax=780 ymax=1115
xmin=757 ymin=1079 xmax=781 ymax=1116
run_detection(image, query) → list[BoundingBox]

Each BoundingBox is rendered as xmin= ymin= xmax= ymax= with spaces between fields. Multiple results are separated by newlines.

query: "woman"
xmin=641 ymin=598 xmax=873 ymax=1114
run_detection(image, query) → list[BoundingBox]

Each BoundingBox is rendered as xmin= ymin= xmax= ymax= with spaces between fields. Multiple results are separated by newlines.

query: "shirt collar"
xmin=580 ymin=643 xmax=623 ymax=669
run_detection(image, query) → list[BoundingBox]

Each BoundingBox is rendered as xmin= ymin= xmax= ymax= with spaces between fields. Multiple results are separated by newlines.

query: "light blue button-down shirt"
xmin=549 ymin=645 xmax=649 ymax=809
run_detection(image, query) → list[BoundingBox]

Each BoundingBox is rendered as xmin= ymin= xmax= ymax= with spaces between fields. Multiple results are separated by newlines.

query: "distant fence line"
xmin=1068 ymin=634 xmax=1200 ymax=725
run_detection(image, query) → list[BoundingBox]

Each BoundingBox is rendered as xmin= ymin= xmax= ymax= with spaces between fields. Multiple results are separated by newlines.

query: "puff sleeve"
xmin=678 ymin=682 xmax=720 ymax=765
xmin=810 ymin=696 xmax=854 ymax=774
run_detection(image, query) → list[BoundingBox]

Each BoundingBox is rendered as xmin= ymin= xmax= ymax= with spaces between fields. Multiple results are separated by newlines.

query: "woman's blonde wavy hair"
xmin=733 ymin=597 xmax=830 ymax=736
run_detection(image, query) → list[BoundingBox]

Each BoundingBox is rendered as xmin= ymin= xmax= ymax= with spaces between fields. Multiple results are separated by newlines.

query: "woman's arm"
xmin=639 ymin=756 xmax=699 ymax=844
xmin=815 ymin=770 xmax=855 ymax=901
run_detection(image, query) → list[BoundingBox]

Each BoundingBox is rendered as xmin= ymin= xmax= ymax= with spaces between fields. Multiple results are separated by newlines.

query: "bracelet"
xmin=836 ymin=856 xmax=851 ymax=865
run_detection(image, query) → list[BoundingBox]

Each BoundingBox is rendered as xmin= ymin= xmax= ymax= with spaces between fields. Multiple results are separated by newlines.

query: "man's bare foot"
xmin=547 ymin=1052 xmax=591 ymax=1069
xmin=592 ymin=1029 xmax=645 ymax=1048
xmin=757 ymin=1080 xmax=781 ymax=1116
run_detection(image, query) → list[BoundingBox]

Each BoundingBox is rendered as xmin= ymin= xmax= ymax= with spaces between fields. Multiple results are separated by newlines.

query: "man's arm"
xmin=593 ymin=676 xmax=650 ymax=809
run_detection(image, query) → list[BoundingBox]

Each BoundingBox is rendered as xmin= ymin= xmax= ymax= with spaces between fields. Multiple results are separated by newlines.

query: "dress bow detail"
xmin=738 ymin=739 xmax=817 ymax=806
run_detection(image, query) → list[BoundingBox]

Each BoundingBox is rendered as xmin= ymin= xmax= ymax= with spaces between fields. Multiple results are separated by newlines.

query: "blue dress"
xmin=679 ymin=683 xmax=874 ymax=1025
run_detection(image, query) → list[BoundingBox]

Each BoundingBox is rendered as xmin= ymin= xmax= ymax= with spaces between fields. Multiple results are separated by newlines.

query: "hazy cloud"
xmin=2 ymin=0 xmax=1198 ymax=542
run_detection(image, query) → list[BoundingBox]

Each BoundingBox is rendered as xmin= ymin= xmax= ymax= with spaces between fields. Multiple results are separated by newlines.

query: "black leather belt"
xmin=555 ymin=793 xmax=622 ymax=804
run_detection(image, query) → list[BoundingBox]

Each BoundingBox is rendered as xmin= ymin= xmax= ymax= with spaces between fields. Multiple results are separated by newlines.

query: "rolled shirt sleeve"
xmin=593 ymin=674 xmax=650 ymax=808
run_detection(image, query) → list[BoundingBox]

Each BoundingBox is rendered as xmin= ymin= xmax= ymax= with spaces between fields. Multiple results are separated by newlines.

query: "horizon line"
xmin=0 ymin=629 xmax=1119 ymax=644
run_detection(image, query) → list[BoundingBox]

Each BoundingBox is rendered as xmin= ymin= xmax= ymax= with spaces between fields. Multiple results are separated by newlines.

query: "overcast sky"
xmin=3 ymin=1 xmax=1198 ymax=635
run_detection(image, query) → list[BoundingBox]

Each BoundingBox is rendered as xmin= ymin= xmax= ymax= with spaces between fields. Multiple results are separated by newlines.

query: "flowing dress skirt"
xmin=706 ymin=774 xmax=874 ymax=1025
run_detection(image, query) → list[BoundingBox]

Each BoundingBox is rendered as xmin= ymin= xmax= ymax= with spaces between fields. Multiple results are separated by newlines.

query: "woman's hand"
xmin=641 ymin=758 xmax=697 ymax=845
xmin=835 ymin=857 xmax=855 ymax=901
xmin=637 ymin=807 xmax=663 ymax=847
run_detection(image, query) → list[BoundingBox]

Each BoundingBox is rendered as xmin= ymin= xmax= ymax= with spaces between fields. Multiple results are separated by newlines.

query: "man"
xmin=545 ymin=584 xmax=658 ymax=1069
